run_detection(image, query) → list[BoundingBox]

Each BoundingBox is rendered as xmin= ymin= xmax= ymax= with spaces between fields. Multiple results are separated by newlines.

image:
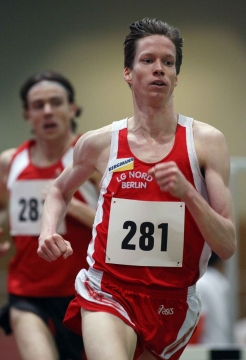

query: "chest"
xmin=128 ymin=136 xmax=175 ymax=163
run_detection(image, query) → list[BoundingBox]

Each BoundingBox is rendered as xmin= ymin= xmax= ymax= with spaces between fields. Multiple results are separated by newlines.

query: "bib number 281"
xmin=122 ymin=220 xmax=168 ymax=252
xmin=106 ymin=198 xmax=184 ymax=266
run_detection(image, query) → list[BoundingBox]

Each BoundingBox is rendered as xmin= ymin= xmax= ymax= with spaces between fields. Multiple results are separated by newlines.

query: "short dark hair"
xmin=124 ymin=18 xmax=184 ymax=75
xmin=19 ymin=70 xmax=82 ymax=132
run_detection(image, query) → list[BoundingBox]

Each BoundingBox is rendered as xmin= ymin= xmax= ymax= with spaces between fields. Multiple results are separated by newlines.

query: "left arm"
xmin=149 ymin=122 xmax=236 ymax=260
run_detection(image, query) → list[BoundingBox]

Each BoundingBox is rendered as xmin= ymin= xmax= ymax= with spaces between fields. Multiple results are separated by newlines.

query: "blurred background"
xmin=0 ymin=0 xmax=246 ymax=348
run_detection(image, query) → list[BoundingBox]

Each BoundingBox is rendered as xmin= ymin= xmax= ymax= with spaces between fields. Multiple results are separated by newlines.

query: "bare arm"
xmin=38 ymin=126 xmax=111 ymax=262
xmin=66 ymin=170 xmax=101 ymax=228
xmin=0 ymin=148 xmax=16 ymax=256
xmin=149 ymin=121 xmax=236 ymax=260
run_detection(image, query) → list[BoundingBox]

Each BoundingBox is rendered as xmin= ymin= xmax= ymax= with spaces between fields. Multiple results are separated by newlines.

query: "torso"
xmin=92 ymin=117 xmax=215 ymax=178
xmin=84 ymin=115 xmax=211 ymax=290
xmin=7 ymin=138 xmax=98 ymax=297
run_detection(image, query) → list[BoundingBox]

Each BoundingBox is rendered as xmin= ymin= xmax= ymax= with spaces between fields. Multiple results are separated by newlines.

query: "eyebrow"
xmin=139 ymin=51 xmax=175 ymax=58
xmin=30 ymin=96 xmax=64 ymax=103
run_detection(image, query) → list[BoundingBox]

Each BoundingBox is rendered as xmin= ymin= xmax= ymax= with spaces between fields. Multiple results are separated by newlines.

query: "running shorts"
xmin=0 ymin=294 xmax=85 ymax=360
xmin=64 ymin=268 xmax=202 ymax=360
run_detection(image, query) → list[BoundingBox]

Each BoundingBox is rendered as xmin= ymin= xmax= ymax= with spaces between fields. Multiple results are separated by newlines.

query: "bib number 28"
xmin=19 ymin=198 xmax=43 ymax=222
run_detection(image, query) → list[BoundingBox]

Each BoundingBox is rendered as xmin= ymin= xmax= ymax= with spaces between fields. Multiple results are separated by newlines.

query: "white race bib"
xmin=9 ymin=180 xmax=66 ymax=235
xmin=106 ymin=198 xmax=185 ymax=267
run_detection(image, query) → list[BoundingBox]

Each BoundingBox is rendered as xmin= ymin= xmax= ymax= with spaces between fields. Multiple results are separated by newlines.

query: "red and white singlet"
xmin=7 ymin=137 xmax=98 ymax=297
xmin=77 ymin=115 xmax=211 ymax=292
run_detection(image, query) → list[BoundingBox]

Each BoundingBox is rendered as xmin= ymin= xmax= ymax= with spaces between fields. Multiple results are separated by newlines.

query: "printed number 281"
xmin=121 ymin=220 xmax=168 ymax=252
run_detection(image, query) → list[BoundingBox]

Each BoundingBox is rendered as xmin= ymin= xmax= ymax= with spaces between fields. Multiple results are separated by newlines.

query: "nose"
xmin=43 ymin=103 xmax=53 ymax=114
xmin=153 ymin=60 xmax=164 ymax=76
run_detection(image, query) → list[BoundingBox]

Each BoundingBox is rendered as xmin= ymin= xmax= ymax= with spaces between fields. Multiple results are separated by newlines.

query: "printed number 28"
xmin=121 ymin=220 xmax=168 ymax=252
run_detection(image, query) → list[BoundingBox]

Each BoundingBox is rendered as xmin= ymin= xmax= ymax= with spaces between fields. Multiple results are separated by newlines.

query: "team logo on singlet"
xmin=108 ymin=157 xmax=134 ymax=173
xmin=158 ymin=305 xmax=174 ymax=315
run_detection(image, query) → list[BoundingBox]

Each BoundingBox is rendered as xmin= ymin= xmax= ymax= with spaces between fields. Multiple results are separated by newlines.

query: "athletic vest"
xmin=7 ymin=137 xmax=98 ymax=297
xmin=87 ymin=115 xmax=211 ymax=289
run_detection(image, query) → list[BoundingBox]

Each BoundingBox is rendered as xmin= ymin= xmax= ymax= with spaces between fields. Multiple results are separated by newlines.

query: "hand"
xmin=0 ymin=228 xmax=11 ymax=257
xmin=0 ymin=241 xmax=11 ymax=257
xmin=37 ymin=233 xmax=73 ymax=262
xmin=148 ymin=161 xmax=190 ymax=199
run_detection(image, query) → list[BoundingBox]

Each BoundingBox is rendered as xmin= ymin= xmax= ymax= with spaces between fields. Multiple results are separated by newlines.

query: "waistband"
xmin=88 ymin=267 xmax=196 ymax=298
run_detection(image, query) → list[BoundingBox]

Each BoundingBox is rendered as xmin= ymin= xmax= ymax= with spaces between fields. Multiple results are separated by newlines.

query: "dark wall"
xmin=1 ymin=0 xmax=246 ymax=318
xmin=1 ymin=0 xmax=246 ymax=152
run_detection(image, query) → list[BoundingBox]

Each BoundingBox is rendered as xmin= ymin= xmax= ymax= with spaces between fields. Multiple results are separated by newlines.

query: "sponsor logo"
xmin=108 ymin=158 xmax=134 ymax=173
xmin=158 ymin=305 xmax=174 ymax=315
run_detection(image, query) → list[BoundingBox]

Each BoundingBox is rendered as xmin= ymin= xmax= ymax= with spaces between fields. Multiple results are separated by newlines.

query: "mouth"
xmin=43 ymin=123 xmax=57 ymax=129
xmin=151 ymin=80 xmax=166 ymax=87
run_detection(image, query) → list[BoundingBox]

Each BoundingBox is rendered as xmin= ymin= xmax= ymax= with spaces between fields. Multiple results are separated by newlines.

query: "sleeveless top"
xmin=7 ymin=137 xmax=98 ymax=297
xmin=86 ymin=115 xmax=211 ymax=289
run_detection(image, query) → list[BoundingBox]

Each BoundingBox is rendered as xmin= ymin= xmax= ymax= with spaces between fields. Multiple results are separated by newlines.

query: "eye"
xmin=30 ymin=102 xmax=44 ymax=110
xmin=142 ymin=58 xmax=153 ymax=64
xmin=51 ymin=98 xmax=63 ymax=107
xmin=164 ymin=60 xmax=174 ymax=67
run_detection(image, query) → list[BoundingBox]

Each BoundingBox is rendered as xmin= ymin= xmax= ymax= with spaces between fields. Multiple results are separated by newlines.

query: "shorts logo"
xmin=158 ymin=305 xmax=174 ymax=315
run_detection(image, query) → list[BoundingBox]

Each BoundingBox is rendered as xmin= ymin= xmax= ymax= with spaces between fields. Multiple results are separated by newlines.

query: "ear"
xmin=23 ymin=109 xmax=29 ymax=120
xmin=123 ymin=68 xmax=132 ymax=85
xmin=174 ymin=76 xmax=178 ymax=87
xmin=69 ymin=103 xmax=78 ymax=118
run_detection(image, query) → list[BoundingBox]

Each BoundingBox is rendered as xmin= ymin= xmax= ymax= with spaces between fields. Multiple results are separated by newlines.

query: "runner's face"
xmin=124 ymin=35 xmax=178 ymax=106
xmin=25 ymin=81 xmax=76 ymax=140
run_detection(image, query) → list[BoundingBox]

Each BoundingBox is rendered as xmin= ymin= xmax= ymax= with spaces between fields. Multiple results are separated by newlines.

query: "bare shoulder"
xmin=0 ymin=149 xmax=16 ymax=203
xmin=193 ymin=119 xmax=226 ymax=143
xmin=193 ymin=119 xmax=228 ymax=153
xmin=74 ymin=124 xmax=112 ymax=173
xmin=0 ymin=148 xmax=16 ymax=163
xmin=193 ymin=120 xmax=230 ymax=176
xmin=77 ymin=124 xmax=112 ymax=146
xmin=0 ymin=148 xmax=16 ymax=179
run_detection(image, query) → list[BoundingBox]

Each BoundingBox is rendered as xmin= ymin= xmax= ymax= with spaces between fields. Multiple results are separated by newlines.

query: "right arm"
xmin=37 ymin=126 xmax=111 ymax=262
xmin=0 ymin=148 xmax=16 ymax=257
xmin=66 ymin=170 xmax=101 ymax=228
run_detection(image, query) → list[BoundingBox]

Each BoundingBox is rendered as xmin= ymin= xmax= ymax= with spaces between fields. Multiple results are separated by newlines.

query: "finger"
xmin=37 ymin=234 xmax=73 ymax=261
xmin=37 ymin=234 xmax=66 ymax=260
xmin=63 ymin=240 xmax=73 ymax=259
xmin=51 ymin=234 xmax=70 ymax=255
xmin=155 ymin=161 xmax=176 ymax=170
xmin=54 ymin=169 xmax=62 ymax=178
xmin=37 ymin=242 xmax=60 ymax=262
xmin=37 ymin=247 xmax=53 ymax=262
xmin=45 ymin=234 xmax=73 ymax=260
xmin=148 ymin=167 xmax=155 ymax=175
xmin=160 ymin=180 xmax=176 ymax=192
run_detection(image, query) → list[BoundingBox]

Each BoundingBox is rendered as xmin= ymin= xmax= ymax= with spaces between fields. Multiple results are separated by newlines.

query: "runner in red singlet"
xmin=38 ymin=19 xmax=236 ymax=360
xmin=0 ymin=70 xmax=100 ymax=360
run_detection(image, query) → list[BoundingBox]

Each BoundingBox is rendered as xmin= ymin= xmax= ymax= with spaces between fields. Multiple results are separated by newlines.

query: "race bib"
xmin=106 ymin=198 xmax=185 ymax=267
xmin=9 ymin=180 xmax=66 ymax=235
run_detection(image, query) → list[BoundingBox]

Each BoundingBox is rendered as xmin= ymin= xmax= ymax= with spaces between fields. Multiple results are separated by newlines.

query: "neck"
xmin=131 ymin=93 xmax=177 ymax=137
xmin=30 ymin=132 xmax=76 ymax=166
xmin=130 ymin=108 xmax=178 ymax=140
